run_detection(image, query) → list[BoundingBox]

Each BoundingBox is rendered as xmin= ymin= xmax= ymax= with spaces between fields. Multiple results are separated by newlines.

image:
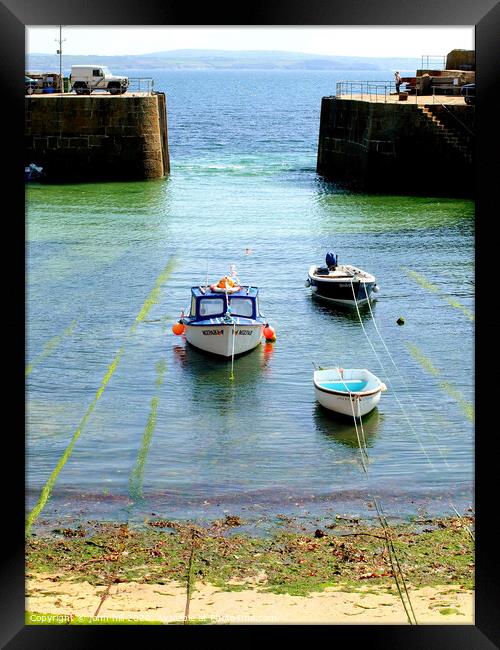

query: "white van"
xmin=70 ymin=65 xmax=129 ymax=95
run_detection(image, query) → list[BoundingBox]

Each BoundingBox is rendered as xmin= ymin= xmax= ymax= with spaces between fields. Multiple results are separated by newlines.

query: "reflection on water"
xmin=172 ymin=340 xmax=274 ymax=414
xmin=309 ymin=292 xmax=377 ymax=321
xmin=173 ymin=339 xmax=273 ymax=379
xmin=313 ymin=403 xmax=381 ymax=449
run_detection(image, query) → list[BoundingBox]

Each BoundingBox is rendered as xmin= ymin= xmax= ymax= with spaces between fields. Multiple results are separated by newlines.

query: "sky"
xmin=26 ymin=26 xmax=474 ymax=58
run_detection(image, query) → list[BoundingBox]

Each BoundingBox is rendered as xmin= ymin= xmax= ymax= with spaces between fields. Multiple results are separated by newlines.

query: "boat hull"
xmin=313 ymin=368 xmax=386 ymax=417
xmin=307 ymin=265 xmax=377 ymax=307
xmin=314 ymin=385 xmax=382 ymax=417
xmin=184 ymin=323 xmax=263 ymax=357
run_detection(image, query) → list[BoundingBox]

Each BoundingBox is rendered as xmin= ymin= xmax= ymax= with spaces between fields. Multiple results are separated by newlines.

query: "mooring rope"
xmin=343 ymin=279 xmax=425 ymax=623
xmin=230 ymin=320 xmax=236 ymax=381
xmin=360 ymin=280 xmax=473 ymax=529
xmin=184 ymin=528 xmax=198 ymax=624
xmin=348 ymin=393 xmax=369 ymax=474
xmin=450 ymin=502 xmax=475 ymax=542
xmin=333 ymin=366 xmax=371 ymax=465
xmin=373 ymin=498 xmax=418 ymax=625
xmin=323 ymin=358 xmax=416 ymax=622
xmin=346 ymin=278 xmax=474 ymax=620
xmin=349 ymin=279 xmax=436 ymax=470
xmin=340 ymin=383 xmax=417 ymax=623
xmin=355 ymin=394 xmax=370 ymax=457
xmin=364 ymin=292 xmax=451 ymax=469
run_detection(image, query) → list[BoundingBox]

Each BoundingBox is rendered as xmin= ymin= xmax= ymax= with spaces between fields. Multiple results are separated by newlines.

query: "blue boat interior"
xmin=185 ymin=286 xmax=263 ymax=323
xmin=319 ymin=380 xmax=368 ymax=393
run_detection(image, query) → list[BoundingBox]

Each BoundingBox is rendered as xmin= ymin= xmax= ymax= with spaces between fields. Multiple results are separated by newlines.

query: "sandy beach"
xmin=27 ymin=574 xmax=473 ymax=625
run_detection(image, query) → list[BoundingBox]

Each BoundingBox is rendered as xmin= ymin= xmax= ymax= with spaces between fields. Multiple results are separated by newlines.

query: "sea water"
xmin=26 ymin=69 xmax=474 ymax=527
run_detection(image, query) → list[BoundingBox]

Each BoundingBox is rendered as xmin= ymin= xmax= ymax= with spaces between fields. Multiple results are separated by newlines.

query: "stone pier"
xmin=25 ymin=92 xmax=170 ymax=182
xmin=316 ymin=95 xmax=474 ymax=197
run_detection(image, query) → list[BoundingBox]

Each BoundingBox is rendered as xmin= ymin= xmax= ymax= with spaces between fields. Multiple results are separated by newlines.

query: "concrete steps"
xmin=418 ymin=106 xmax=472 ymax=164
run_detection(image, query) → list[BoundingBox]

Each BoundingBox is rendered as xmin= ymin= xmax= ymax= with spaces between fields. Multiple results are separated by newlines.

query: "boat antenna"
xmin=204 ymin=259 xmax=209 ymax=290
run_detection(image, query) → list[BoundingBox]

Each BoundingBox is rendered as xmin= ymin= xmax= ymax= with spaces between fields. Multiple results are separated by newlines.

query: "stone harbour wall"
xmin=316 ymin=97 xmax=474 ymax=198
xmin=25 ymin=93 xmax=170 ymax=182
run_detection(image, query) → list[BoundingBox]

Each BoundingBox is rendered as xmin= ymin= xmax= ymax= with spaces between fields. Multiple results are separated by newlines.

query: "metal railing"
xmin=127 ymin=77 xmax=155 ymax=94
xmin=336 ymin=81 xmax=400 ymax=103
xmin=66 ymin=77 xmax=156 ymax=95
xmin=420 ymin=55 xmax=446 ymax=70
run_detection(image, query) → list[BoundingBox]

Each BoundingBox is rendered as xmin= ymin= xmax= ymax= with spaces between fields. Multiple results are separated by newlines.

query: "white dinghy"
xmin=313 ymin=367 xmax=387 ymax=417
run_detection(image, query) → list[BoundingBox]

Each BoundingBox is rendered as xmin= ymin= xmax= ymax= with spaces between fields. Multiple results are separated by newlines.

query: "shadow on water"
xmin=314 ymin=175 xmax=353 ymax=197
xmin=313 ymin=403 xmax=382 ymax=449
xmin=170 ymin=340 xmax=276 ymax=419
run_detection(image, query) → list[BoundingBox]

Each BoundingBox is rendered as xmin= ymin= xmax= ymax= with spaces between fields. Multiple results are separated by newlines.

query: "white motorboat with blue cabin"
xmin=313 ymin=367 xmax=387 ymax=417
xmin=306 ymin=252 xmax=379 ymax=307
xmin=179 ymin=278 xmax=267 ymax=357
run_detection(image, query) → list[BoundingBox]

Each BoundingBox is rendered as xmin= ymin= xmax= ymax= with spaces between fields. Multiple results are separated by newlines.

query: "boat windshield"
xmin=228 ymin=297 xmax=254 ymax=318
xmin=198 ymin=297 xmax=225 ymax=317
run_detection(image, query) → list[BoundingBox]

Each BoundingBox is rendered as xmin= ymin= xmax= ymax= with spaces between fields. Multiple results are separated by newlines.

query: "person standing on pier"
xmin=394 ymin=71 xmax=402 ymax=93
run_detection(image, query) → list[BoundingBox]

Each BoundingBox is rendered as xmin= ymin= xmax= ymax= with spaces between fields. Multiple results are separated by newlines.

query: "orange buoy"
xmin=172 ymin=322 xmax=185 ymax=335
xmin=263 ymin=325 xmax=276 ymax=341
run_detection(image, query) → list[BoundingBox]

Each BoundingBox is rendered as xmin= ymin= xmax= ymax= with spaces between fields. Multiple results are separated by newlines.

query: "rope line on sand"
xmin=26 ymin=258 xmax=176 ymax=536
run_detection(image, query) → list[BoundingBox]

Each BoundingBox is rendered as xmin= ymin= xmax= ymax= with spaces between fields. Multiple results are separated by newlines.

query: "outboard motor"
xmin=325 ymin=251 xmax=338 ymax=270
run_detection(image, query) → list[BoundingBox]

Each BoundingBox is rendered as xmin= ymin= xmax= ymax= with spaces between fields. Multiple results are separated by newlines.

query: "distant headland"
xmin=27 ymin=49 xmax=420 ymax=72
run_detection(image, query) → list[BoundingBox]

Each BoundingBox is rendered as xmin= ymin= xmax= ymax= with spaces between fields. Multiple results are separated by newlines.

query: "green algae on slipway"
xmin=26 ymin=516 xmax=475 ymax=596
xmin=25 ymin=259 xmax=177 ymax=536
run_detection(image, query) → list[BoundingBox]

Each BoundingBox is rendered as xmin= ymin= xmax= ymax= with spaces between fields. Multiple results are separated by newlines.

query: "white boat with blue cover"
xmin=313 ymin=367 xmax=387 ymax=417
xmin=181 ymin=284 xmax=266 ymax=357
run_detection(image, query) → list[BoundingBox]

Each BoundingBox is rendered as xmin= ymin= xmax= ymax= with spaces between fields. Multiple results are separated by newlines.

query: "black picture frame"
xmin=4 ymin=0 xmax=498 ymax=645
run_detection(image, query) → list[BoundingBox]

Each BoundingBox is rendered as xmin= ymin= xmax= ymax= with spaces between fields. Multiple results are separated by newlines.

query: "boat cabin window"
xmin=199 ymin=297 xmax=225 ymax=317
xmin=228 ymin=297 xmax=254 ymax=318
xmin=190 ymin=296 xmax=196 ymax=316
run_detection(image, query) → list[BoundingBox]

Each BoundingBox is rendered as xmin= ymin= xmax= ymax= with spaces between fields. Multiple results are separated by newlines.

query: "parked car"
xmin=461 ymin=83 xmax=475 ymax=105
xmin=25 ymin=75 xmax=37 ymax=95
xmin=69 ymin=65 xmax=129 ymax=95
